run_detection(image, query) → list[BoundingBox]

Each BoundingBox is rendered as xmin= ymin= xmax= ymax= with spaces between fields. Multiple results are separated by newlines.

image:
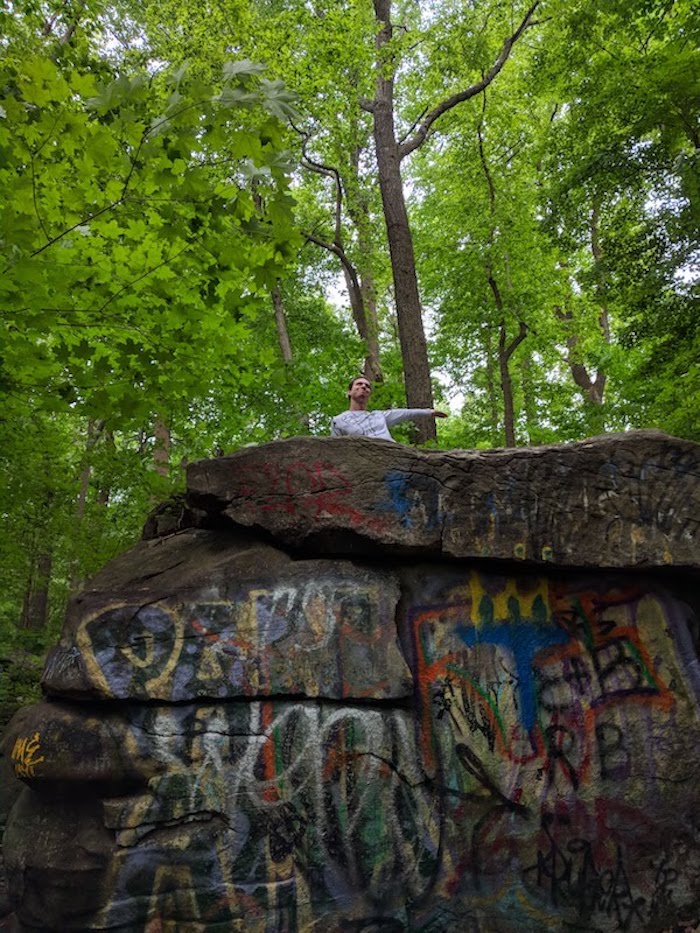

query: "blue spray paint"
xmin=456 ymin=595 xmax=569 ymax=732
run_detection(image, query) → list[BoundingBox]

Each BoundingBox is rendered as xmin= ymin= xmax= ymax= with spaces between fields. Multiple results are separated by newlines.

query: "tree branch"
xmin=30 ymin=199 xmax=126 ymax=257
xmin=304 ymin=232 xmax=361 ymax=295
xmin=398 ymin=1 xmax=541 ymax=160
xmin=300 ymin=156 xmax=344 ymax=245
xmin=42 ymin=0 xmax=70 ymax=36
xmin=503 ymin=319 xmax=528 ymax=361
xmin=398 ymin=105 xmax=429 ymax=148
xmin=29 ymin=100 xmax=210 ymax=259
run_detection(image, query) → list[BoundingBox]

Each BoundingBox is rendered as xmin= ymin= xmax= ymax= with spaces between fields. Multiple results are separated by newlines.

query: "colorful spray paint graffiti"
xmin=69 ymin=573 xmax=410 ymax=701
xmin=213 ymin=459 xmax=450 ymax=546
xmin=228 ymin=458 xmax=396 ymax=535
xmin=6 ymin=567 xmax=700 ymax=931
xmin=407 ymin=570 xmax=700 ymax=929
xmin=95 ymin=701 xmax=438 ymax=930
xmin=11 ymin=732 xmax=44 ymax=779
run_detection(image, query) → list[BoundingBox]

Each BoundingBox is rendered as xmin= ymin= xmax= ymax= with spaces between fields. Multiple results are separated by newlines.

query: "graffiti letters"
xmin=12 ymin=732 xmax=44 ymax=778
xmin=76 ymin=577 xmax=404 ymax=701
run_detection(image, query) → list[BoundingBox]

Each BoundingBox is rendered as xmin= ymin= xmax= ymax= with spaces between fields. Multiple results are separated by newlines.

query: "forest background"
xmin=1 ymin=0 xmax=698 ymax=719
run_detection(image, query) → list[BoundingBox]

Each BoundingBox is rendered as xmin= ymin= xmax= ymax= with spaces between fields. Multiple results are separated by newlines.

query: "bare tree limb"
xmin=397 ymin=105 xmax=429 ymax=148
xmin=398 ymin=2 xmax=541 ymax=160
xmin=42 ymin=0 xmax=70 ymax=35
xmin=304 ymin=232 xmax=361 ymax=295
xmin=300 ymin=157 xmax=344 ymax=245
xmin=500 ymin=318 xmax=528 ymax=361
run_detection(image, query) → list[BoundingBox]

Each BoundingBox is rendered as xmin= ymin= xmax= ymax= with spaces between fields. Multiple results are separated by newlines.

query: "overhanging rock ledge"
xmin=186 ymin=429 xmax=700 ymax=568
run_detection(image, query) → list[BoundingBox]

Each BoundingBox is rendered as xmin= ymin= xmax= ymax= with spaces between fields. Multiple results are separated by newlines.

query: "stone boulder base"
xmin=4 ymin=433 xmax=700 ymax=932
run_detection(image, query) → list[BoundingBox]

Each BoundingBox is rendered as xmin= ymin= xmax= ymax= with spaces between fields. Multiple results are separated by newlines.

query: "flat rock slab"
xmin=42 ymin=530 xmax=411 ymax=702
xmin=6 ymin=430 xmax=700 ymax=932
xmin=186 ymin=431 xmax=700 ymax=569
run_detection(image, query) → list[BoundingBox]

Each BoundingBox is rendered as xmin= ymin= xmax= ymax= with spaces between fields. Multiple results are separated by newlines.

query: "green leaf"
xmin=222 ymin=60 xmax=267 ymax=81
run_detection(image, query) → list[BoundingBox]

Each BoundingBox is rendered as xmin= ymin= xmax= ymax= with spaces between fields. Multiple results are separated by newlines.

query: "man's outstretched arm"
xmin=384 ymin=409 xmax=448 ymax=428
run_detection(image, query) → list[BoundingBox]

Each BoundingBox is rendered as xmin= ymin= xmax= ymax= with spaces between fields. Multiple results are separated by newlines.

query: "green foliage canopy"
xmin=1 ymin=52 xmax=300 ymax=427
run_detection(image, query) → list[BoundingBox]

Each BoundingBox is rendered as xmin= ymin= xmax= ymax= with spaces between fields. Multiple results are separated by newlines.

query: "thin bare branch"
xmin=398 ymin=105 xmax=429 ymax=148
xmin=399 ymin=1 xmax=541 ymax=160
xmin=304 ymin=232 xmax=360 ymax=292
xmin=30 ymin=200 xmax=125 ymax=257
xmin=298 ymin=136 xmax=346 ymax=253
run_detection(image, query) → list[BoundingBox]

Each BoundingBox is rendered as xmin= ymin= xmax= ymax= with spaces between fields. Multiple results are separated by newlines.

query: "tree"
xmin=533 ymin=0 xmax=699 ymax=435
xmin=136 ymin=0 xmax=392 ymax=385
xmin=363 ymin=0 xmax=541 ymax=440
xmin=0 ymin=8 xmax=303 ymax=652
xmin=1 ymin=51 xmax=300 ymax=428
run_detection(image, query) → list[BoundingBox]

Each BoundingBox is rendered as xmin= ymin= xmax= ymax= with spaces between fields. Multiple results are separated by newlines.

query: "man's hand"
xmin=433 ymin=410 xmax=448 ymax=418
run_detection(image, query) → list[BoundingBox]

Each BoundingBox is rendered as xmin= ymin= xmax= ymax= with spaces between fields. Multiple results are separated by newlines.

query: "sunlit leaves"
xmin=1 ymin=48 xmax=301 ymax=427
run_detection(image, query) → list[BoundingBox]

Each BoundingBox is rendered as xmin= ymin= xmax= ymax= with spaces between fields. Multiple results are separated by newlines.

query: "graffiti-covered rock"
xmin=4 ymin=434 xmax=700 ymax=932
xmin=187 ymin=431 xmax=700 ymax=569
xmin=42 ymin=529 xmax=411 ymax=702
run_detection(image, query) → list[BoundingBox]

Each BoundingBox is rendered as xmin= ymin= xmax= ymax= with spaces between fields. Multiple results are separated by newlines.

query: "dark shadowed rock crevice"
xmin=3 ymin=433 xmax=700 ymax=932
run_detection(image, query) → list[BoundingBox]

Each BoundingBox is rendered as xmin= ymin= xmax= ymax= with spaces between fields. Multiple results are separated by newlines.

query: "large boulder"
xmin=4 ymin=433 xmax=700 ymax=932
xmin=187 ymin=431 xmax=700 ymax=568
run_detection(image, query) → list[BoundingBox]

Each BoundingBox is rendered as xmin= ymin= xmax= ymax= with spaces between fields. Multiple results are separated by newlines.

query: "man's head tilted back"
xmin=347 ymin=376 xmax=372 ymax=393
xmin=347 ymin=376 xmax=372 ymax=410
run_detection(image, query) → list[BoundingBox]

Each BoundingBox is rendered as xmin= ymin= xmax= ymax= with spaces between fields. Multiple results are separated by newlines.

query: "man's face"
xmin=348 ymin=378 xmax=372 ymax=406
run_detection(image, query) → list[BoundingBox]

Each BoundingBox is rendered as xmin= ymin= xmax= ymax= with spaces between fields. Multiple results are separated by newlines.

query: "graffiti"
xmin=457 ymin=616 xmax=569 ymax=733
xmin=12 ymin=732 xmax=44 ymax=778
xmin=100 ymin=701 xmax=439 ymax=929
xmin=595 ymin=723 xmax=630 ymax=781
xmin=75 ymin=576 xmax=407 ymax=701
xmin=405 ymin=569 xmax=700 ymax=927
xmin=230 ymin=459 xmax=454 ymax=541
xmin=380 ymin=470 xmax=444 ymax=531
xmin=232 ymin=458 xmax=391 ymax=534
xmin=8 ymin=562 xmax=700 ymax=931
xmin=431 ymin=674 xmax=497 ymax=753
xmin=649 ymin=854 xmax=679 ymax=917
xmin=526 ymin=815 xmax=646 ymax=930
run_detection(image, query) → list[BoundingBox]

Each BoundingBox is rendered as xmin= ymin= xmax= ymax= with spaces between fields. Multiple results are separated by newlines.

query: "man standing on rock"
xmin=331 ymin=376 xmax=448 ymax=441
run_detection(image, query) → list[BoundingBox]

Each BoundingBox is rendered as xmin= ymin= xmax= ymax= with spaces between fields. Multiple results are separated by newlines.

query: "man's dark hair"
xmin=347 ymin=375 xmax=371 ymax=391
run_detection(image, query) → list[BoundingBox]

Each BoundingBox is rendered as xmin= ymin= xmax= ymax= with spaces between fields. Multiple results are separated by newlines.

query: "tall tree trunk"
xmin=479 ymin=100 xmax=528 ymax=447
xmin=498 ymin=325 xmax=517 ymax=447
xmin=359 ymin=276 xmax=382 ymax=383
xmin=154 ymin=417 xmax=170 ymax=477
xmin=590 ymin=201 xmax=612 ymax=347
xmin=496 ymin=310 xmax=527 ymax=447
xmin=485 ymin=327 xmax=501 ymax=446
xmin=554 ymin=205 xmax=610 ymax=435
xmin=372 ymin=0 xmax=435 ymax=441
xmin=270 ymin=283 xmax=310 ymax=431
xmin=520 ymin=352 xmax=539 ymax=444
xmin=21 ymin=546 xmax=53 ymax=631
xmin=347 ymin=144 xmax=383 ymax=382
xmin=272 ymin=282 xmax=293 ymax=364
xmin=75 ymin=419 xmax=106 ymax=516
xmin=366 ymin=1 xmax=539 ymax=440
xmin=97 ymin=430 xmax=115 ymax=505
xmin=557 ymin=308 xmax=607 ymax=405
xmin=71 ymin=419 xmax=106 ymax=591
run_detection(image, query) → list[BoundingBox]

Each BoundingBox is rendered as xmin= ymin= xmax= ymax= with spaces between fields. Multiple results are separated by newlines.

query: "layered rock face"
xmin=4 ymin=432 xmax=700 ymax=932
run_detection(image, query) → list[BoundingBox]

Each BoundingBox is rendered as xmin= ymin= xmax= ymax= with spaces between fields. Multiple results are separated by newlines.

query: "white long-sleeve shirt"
xmin=330 ymin=409 xmax=435 ymax=441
